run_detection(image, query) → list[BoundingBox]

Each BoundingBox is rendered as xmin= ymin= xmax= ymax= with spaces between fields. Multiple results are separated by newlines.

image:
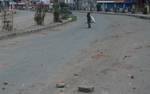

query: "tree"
xmin=53 ymin=0 xmax=61 ymax=22
xmin=34 ymin=3 xmax=46 ymax=25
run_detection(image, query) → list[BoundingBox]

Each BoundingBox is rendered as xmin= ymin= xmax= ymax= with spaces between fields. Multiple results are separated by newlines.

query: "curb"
xmin=100 ymin=12 xmax=150 ymax=20
xmin=80 ymin=11 xmax=150 ymax=20
xmin=0 ymin=19 xmax=72 ymax=40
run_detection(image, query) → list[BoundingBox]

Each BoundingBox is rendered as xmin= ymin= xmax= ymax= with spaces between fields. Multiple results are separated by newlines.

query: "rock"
xmin=73 ymin=73 xmax=79 ymax=76
xmin=123 ymin=55 xmax=131 ymax=60
xmin=123 ymin=56 xmax=128 ymax=60
xmin=3 ymin=81 xmax=8 ymax=85
xmin=132 ymin=87 xmax=136 ymax=90
xmin=130 ymin=75 xmax=134 ymax=79
xmin=1 ymin=87 xmax=6 ymax=90
xmin=78 ymin=80 xmax=94 ymax=93
xmin=78 ymin=85 xmax=94 ymax=93
xmin=128 ymin=74 xmax=134 ymax=79
xmin=56 ymin=81 xmax=66 ymax=88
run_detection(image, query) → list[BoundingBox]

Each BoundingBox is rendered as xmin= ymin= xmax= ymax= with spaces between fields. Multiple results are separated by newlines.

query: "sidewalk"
xmin=0 ymin=10 xmax=71 ymax=40
xmin=80 ymin=11 xmax=150 ymax=20
xmin=128 ymin=13 xmax=150 ymax=19
xmin=97 ymin=11 xmax=150 ymax=20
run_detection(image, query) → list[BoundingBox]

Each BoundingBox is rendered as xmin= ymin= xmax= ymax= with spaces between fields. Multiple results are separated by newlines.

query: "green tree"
xmin=53 ymin=0 xmax=60 ymax=22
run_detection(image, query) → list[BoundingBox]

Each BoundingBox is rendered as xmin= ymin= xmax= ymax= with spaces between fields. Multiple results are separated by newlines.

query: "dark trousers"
xmin=88 ymin=22 xmax=91 ymax=28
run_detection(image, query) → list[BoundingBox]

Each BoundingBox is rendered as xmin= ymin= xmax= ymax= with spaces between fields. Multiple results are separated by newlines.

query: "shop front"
xmin=96 ymin=0 xmax=134 ymax=12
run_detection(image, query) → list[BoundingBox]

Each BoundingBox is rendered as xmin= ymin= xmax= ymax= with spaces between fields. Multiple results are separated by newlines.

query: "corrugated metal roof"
xmin=97 ymin=0 xmax=135 ymax=3
xmin=97 ymin=0 xmax=124 ymax=3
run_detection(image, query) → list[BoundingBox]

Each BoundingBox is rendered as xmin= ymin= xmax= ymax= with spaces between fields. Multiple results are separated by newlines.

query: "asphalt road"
xmin=0 ymin=13 xmax=149 ymax=94
xmin=0 ymin=13 xmax=110 ymax=94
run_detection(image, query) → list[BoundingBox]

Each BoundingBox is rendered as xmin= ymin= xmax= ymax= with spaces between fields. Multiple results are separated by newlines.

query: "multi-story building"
xmin=64 ymin=0 xmax=74 ymax=4
xmin=0 ymin=0 xmax=13 ymax=10
xmin=96 ymin=0 xmax=135 ymax=11
xmin=73 ymin=0 xmax=96 ymax=10
xmin=135 ymin=0 xmax=144 ymax=11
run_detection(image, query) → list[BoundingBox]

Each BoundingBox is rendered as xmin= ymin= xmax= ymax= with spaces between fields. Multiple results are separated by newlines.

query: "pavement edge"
xmin=0 ymin=19 xmax=73 ymax=40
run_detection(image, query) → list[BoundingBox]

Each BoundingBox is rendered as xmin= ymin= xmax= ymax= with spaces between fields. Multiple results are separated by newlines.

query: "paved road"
xmin=0 ymin=13 xmax=149 ymax=94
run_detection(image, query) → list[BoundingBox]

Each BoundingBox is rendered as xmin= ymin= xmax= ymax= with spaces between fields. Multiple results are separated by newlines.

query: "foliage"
xmin=53 ymin=2 xmax=61 ymax=22
xmin=70 ymin=15 xmax=77 ymax=21
xmin=96 ymin=3 xmax=102 ymax=11
xmin=59 ymin=2 xmax=72 ymax=20
xmin=34 ymin=4 xmax=46 ymax=25
xmin=143 ymin=7 xmax=148 ymax=14
xmin=53 ymin=2 xmax=73 ymax=22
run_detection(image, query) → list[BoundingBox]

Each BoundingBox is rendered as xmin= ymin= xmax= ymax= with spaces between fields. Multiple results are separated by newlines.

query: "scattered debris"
xmin=132 ymin=87 xmax=136 ymax=90
xmin=130 ymin=75 xmax=134 ymax=79
xmin=91 ymin=52 xmax=106 ymax=60
xmin=1 ymin=87 xmax=6 ymax=91
xmin=123 ymin=56 xmax=128 ymax=60
xmin=128 ymin=74 xmax=134 ymax=79
xmin=56 ymin=80 xmax=66 ymax=88
xmin=123 ymin=55 xmax=131 ymax=60
xmin=3 ymin=81 xmax=8 ymax=85
xmin=78 ymin=85 xmax=94 ymax=93
xmin=73 ymin=73 xmax=79 ymax=76
xmin=78 ymin=80 xmax=94 ymax=93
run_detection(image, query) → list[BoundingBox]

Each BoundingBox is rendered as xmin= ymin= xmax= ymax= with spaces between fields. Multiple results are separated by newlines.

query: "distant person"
xmin=87 ymin=12 xmax=91 ymax=28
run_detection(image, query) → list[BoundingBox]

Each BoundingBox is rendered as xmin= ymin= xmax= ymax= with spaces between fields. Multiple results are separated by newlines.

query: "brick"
xmin=78 ymin=85 xmax=94 ymax=93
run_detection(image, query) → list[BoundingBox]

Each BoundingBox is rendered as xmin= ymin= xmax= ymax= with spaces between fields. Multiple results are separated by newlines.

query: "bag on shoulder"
xmin=90 ymin=16 xmax=96 ymax=23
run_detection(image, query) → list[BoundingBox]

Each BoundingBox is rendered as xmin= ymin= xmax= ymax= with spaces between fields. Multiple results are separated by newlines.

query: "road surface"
xmin=0 ymin=13 xmax=150 ymax=94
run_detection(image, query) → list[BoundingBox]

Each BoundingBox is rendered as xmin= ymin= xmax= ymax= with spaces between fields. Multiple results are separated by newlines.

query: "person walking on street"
xmin=87 ymin=12 xmax=91 ymax=28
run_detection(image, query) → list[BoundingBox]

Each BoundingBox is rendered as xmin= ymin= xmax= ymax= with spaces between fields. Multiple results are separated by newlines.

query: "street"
xmin=0 ymin=13 xmax=150 ymax=94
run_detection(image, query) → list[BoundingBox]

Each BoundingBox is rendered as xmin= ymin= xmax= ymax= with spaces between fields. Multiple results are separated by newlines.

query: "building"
xmin=73 ymin=0 xmax=96 ymax=10
xmin=0 ymin=0 xmax=10 ymax=8
xmin=135 ymin=0 xmax=144 ymax=11
xmin=96 ymin=0 xmax=135 ymax=11
xmin=64 ymin=0 xmax=74 ymax=4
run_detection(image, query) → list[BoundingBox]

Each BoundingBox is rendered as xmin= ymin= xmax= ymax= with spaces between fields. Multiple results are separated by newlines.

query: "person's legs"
xmin=88 ymin=22 xmax=91 ymax=28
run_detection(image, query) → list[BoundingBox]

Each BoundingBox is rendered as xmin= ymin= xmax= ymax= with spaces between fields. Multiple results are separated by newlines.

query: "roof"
xmin=97 ymin=0 xmax=124 ymax=3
